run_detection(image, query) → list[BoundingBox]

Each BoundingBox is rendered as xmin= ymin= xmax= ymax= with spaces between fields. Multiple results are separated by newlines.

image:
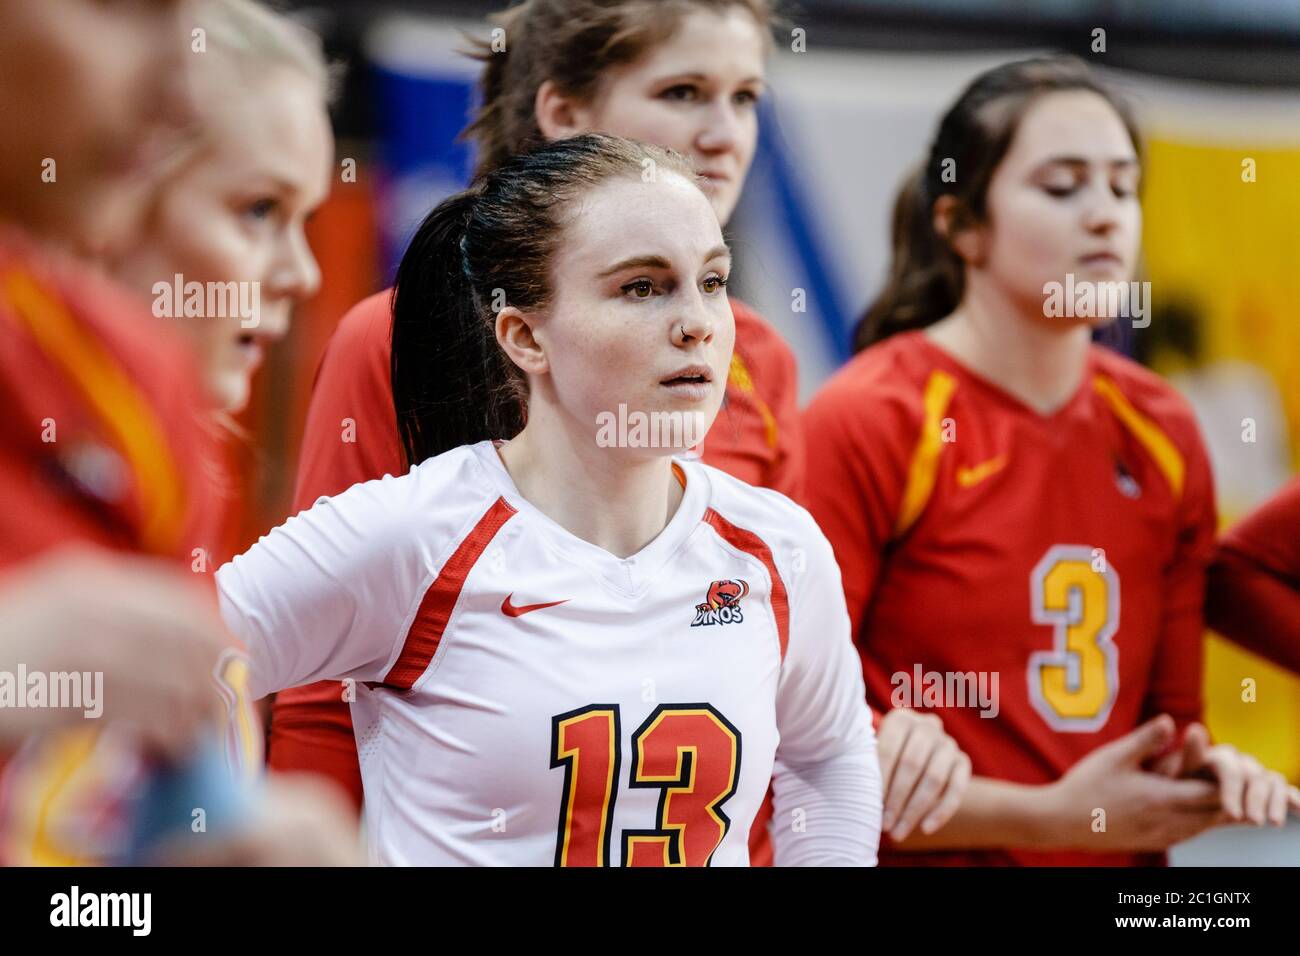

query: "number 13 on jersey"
xmin=550 ymin=703 xmax=741 ymax=867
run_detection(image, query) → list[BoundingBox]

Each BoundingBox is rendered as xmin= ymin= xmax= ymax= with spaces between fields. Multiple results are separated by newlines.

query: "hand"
xmin=0 ymin=548 xmax=230 ymax=758
xmin=877 ymin=708 xmax=972 ymax=841
xmin=152 ymin=773 xmax=364 ymax=866
xmin=1044 ymin=714 xmax=1228 ymax=852
xmin=1151 ymin=722 xmax=1300 ymax=827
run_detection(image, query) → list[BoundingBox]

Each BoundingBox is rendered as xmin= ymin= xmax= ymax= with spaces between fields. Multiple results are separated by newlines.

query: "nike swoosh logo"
xmin=501 ymin=594 xmax=569 ymax=618
xmin=956 ymin=454 xmax=1007 ymax=488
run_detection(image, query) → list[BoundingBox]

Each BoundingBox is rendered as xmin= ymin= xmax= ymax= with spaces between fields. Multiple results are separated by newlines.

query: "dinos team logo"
xmin=691 ymin=579 xmax=749 ymax=628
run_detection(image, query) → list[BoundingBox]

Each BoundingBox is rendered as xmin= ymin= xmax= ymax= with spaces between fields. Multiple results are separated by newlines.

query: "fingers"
xmin=1164 ymin=722 xmax=1209 ymax=776
xmin=1202 ymin=746 xmax=1246 ymax=821
xmin=1265 ymin=772 xmax=1290 ymax=827
xmin=921 ymin=749 xmax=972 ymax=836
xmin=890 ymin=735 xmax=961 ymax=840
xmin=1108 ymin=714 xmax=1176 ymax=766
xmin=880 ymin=713 xmax=938 ymax=836
xmin=1149 ymin=747 xmax=1184 ymax=778
xmin=1150 ymin=774 xmax=1222 ymax=811
xmin=1157 ymin=806 xmax=1234 ymax=849
xmin=874 ymin=708 xmax=909 ymax=804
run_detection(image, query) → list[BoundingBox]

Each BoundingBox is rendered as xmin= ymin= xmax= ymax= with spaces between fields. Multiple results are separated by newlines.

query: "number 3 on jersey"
xmin=551 ymin=703 xmax=741 ymax=866
xmin=1027 ymin=544 xmax=1120 ymax=732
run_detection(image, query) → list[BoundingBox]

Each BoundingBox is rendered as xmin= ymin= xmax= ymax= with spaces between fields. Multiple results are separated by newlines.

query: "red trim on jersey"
xmin=703 ymin=508 xmax=789 ymax=661
xmin=382 ymin=497 xmax=518 ymax=689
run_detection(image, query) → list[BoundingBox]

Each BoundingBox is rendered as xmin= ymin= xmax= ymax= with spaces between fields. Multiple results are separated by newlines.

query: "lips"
xmin=235 ymin=334 xmax=265 ymax=371
xmin=1079 ymin=251 xmax=1123 ymax=268
xmin=660 ymin=364 xmax=713 ymax=387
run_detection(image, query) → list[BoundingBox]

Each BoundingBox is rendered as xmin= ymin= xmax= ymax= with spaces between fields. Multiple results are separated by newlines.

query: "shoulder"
xmin=327 ymin=288 xmax=393 ymax=358
xmin=1221 ymin=477 xmax=1300 ymax=567
xmin=1089 ymin=345 xmax=1207 ymax=457
xmin=692 ymin=460 xmax=830 ymax=563
xmin=803 ymin=332 xmax=940 ymax=448
xmin=293 ymin=443 xmax=500 ymax=554
xmin=730 ymin=297 xmax=796 ymax=375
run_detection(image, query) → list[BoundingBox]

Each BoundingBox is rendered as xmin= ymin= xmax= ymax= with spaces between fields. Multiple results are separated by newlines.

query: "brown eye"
xmin=623 ymin=279 xmax=654 ymax=299
xmin=245 ymin=197 xmax=279 ymax=221
xmin=702 ymin=274 xmax=728 ymax=294
xmin=661 ymin=84 xmax=699 ymax=103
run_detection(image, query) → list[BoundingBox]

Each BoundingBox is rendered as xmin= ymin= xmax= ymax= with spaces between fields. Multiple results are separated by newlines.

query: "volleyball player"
xmin=803 ymin=56 xmax=1299 ymax=865
xmin=218 ymin=135 xmax=881 ymax=866
xmin=270 ymin=0 xmax=966 ymax=856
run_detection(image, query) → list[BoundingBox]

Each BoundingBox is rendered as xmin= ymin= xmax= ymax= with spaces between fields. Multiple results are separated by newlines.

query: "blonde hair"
xmin=198 ymin=0 xmax=338 ymax=103
xmin=142 ymin=0 xmax=337 ymax=188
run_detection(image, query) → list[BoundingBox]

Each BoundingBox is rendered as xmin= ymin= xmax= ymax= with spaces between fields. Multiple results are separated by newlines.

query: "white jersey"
xmin=217 ymin=441 xmax=880 ymax=866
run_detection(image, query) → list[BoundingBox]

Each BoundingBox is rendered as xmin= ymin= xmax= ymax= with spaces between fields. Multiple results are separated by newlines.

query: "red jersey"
xmin=802 ymin=331 xmax=1216 ymax=867
xmin=1206 ymin=478 xmax=1300 ymax=674
xmin=0 ymin=230 xmax=235 ymax=863
xmin=0 ymin=230 xmax=220 ymax=569
xmin=268 ymin=290 xmax=805 ymax=830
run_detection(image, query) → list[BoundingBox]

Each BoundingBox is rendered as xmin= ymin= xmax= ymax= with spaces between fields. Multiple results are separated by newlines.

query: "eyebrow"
xmin=597 ymin=244 xmax=731 ymax=278
xmin=1038 ymin=156 xmax=1139 ymax=169
xmin=656 ymin=71 xmax=765 ymax=87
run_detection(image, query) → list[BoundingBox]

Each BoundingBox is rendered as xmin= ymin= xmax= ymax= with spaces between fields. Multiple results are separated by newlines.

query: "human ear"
xmin=496 ymin=305 xmax=549 ymax=376
xmin=933 ymin=194 xmax=986 ymax=266
xmin=534 ymin=80 xmax=593 ymax=141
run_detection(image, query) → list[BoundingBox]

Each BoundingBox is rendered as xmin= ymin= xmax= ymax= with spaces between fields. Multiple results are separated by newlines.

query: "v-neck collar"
xmin=911 ymin=331 xmax=1098 ymax=425
xmin=468 ymin=440 xmax=709 ymax=598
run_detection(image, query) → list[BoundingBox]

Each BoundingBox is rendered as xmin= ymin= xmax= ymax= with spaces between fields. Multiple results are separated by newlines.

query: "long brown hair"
xmin=461 ymin=0 xmax=779 ymax=177
xmin=854 ymin=56 xmax=1142 ymax=352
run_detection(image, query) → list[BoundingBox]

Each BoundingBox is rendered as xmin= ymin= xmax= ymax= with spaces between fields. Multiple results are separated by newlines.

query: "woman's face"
xmin=563 ymin=6 xmax=766 ymax=226
xmin=973 ymin=90 xmax=1142 ymax=328
xmin=116 ymin=69 xmax=334 ymax=413
xmin=0 ymin=0 xmax=196 ymax=254
xmin=520 ymin=172 xmax=735 ymax=457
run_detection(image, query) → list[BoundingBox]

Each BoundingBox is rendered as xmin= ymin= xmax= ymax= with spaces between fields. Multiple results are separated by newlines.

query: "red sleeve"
xmin=0 ymin=241 xmax=220 ymax=569
xmin=1205 ymin=478 xmax=1300 ymax=674
xmin=800 ymin=355 xmax=920 ymax=642
xmin=267 ymin=290 xmax=401 ymax=813
xmin=1140 ymin=413 xmax=1217 ymax=730
xmin=763 ymin=338 xmax=805 ymax=503
xmin=701 ymin=300 xmax=805 ymax=502
xmin=290 ymin=289 xmax=403 ymax=510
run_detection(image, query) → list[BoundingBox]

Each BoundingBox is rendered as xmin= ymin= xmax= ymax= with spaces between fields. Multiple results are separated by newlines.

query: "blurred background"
xmin=240 ymin=0 xmax=1300 ymax=861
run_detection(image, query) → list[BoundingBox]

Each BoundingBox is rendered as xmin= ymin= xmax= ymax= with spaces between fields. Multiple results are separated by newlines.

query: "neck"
xmin=497 ymin=402 xmax=684 ymax=559
xmin=928 ymin=276 xmax=1093 ymax=415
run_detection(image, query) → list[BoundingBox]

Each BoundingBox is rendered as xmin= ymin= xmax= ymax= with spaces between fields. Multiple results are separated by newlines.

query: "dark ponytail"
xmin=853 ymin=165 xmax=962 ymax=352
xmin=391 ymin=191 xmax=524 ymax=469
xmin=390 ymin=133 xmax=697 ymax=467
xmin=854 ymin=55 xmax=1142 ymax=352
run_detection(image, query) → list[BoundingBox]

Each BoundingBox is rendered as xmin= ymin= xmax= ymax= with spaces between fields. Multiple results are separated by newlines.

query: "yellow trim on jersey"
xmin=727 ymin=353 xmax=779 ymax=449
xmin=1092 ymin=374 xmax=1185 ymax=500
xmin=29 ymin=730 xmax=101 ymax=867
xmin=1 ymin=270 xmax=187 ymax=552
xmin=215 ymin=652 xmax=263 ymax=779
xmin=894 ymin=370 xmax=958 ymax=536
